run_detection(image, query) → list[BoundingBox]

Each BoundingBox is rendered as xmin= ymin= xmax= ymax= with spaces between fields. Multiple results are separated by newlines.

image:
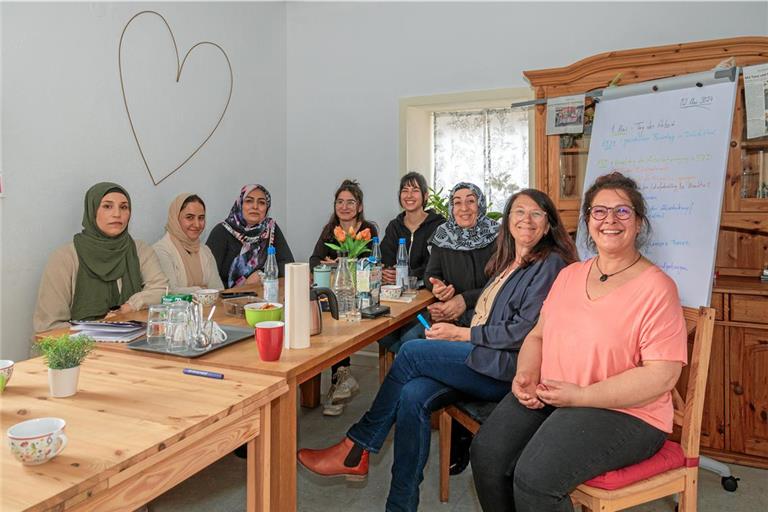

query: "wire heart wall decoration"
xmin=118 ymin=11 xmax=233 ymax=186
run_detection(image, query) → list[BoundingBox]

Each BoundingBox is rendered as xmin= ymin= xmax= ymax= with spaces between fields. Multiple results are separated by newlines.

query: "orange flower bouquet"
xmin=325 ymin=226 xmax=372 ymax=259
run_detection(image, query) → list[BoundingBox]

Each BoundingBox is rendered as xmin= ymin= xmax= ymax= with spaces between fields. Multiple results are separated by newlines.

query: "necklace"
xmin=595 ymin=254 xmax=642 ymax=282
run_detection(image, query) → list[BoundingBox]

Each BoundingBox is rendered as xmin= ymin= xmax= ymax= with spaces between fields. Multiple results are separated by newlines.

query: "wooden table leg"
xmin=249 ymin=404 xmax=271 ymax=512
xmin=299 ymin=374 xmax=321 ymax=408
xmin=271 ymin=380 xmax=298 ymax=512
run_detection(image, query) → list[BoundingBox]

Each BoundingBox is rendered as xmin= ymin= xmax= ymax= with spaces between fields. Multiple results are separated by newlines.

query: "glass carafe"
xmin=332 ymin=256 xmax=359 ymax=322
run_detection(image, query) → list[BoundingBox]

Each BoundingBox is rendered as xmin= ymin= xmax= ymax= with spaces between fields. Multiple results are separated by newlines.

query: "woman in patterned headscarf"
xmin=33 ymin=182 xmax=168 ymax=333
xmin=206 ymin=184 xmax=294 ymax=289
xmin=426 ymin=182 xmax=500 ymax=326
xmin=153 ymin=193 xmax=224 ymax=293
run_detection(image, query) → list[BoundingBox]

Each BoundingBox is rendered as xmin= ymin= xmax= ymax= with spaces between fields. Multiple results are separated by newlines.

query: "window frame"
xmin=398 ymin=88 xmax=535 ymax=189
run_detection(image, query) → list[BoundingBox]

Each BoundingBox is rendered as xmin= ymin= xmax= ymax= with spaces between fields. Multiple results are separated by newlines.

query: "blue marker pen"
xmin=183 ymin=368 xmax=224 ymax=380
xmin=416 ymin=313 xmax=431 ymax=330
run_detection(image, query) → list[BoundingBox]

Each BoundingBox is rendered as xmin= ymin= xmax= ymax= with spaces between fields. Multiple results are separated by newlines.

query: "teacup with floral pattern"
xmin=7 ymin=417 xmax=67 ymax=465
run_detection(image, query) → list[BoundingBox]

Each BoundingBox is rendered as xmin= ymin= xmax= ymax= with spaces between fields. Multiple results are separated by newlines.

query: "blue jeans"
xmin=377 ymin=320 xmax=425 ymax=353
xmin=346 ymin=340 xmax=511 ymax=512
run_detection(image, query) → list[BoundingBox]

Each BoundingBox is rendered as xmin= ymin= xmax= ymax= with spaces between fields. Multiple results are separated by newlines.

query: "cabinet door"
xmin=729 ymin=327 xmax=768 ymax=457
xmin=724 ymin=82 xmax=768 ymax=213
xmin=547 ymin=134 xmax=588 ymax=234
xmin=701 ymin=325 xmax=726 ymax=449
xmin=677 ymin=324 xmax=726 ymax=450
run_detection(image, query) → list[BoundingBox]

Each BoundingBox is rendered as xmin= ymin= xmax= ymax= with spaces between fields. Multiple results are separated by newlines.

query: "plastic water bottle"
xmin=371 ymin=236 xmax=382 ymax=264
xmin=368 ymin=255 xmax=381 ymax=306
xmin=396 ymin=238 xmax=409 ymax=289
xmin=263 ymin=246 xmax=279 ymax=303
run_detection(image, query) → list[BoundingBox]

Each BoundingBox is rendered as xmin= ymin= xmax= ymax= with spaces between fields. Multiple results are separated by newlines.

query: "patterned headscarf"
xmin=430 ymin=182 xmax=499 ymax=251
xmin=71 ymin=182 xmax=142 ymax=320
xmin=221 ymin=184 xmax=275 ymax=287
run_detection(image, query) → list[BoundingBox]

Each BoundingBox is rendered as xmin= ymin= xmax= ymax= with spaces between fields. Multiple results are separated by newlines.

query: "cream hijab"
xmin=166 ymin=193 xmax=205 ymax=287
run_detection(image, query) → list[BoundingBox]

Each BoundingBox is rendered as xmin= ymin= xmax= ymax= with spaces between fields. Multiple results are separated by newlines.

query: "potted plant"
xmin=38 ymin=334 xmax=95 ymax=398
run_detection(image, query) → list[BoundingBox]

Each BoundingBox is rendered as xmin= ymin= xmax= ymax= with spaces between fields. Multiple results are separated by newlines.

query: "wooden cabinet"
xmin=524 ymin=37 xmax=768 ymax=468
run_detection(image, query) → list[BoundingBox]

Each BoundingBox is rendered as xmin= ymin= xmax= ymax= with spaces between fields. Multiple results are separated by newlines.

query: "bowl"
xmin=381 ymin=285 xmax=403 ymax=300
xmin=0 ymin=360 xmax=14 ymax=392
xmin=222 ymin=296 xmax=260 ymax=317
xmin=244 ymin=302 xmax=284 ymax=326
xmin=193 ymin=288 xmax=220 ymax=307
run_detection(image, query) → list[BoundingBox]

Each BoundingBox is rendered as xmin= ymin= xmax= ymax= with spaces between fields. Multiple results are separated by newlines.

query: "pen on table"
xmin=183 ymin=368 xmax=224 ymax=380
xmin=416 ymin=313 xmax=431 ymax=330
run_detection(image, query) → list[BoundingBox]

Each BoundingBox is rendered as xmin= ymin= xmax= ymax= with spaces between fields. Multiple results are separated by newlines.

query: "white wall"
xmin=285 ymin=1 xmax=768 ymax=260
xmin=1 ymin=2 xmax=287 ymax=361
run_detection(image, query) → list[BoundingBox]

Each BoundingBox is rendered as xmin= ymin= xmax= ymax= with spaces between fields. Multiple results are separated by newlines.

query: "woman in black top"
xmin=206 ymin=184 xmax=294 ymax=289
xmin=380 ymin=172 xmax=444 ymax=284
xmin=423 ymin=181 xmax=500 ymax=473
xmin=425 ymin=182 xmax=499 ymax=327
xmin=309 ymin=179 xmax=378 ymax=270
xmin=378 ymin=172 xmax=444 ymax=354
xmin=310 ymin=179 xmax=378 ymax=416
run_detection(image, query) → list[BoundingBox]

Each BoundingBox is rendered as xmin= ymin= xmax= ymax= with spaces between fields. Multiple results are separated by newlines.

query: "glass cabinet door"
xmin=547 ymin=132 xmax=590 ymax=217
xmin=727 ymin=83 xmax=768 ymax=212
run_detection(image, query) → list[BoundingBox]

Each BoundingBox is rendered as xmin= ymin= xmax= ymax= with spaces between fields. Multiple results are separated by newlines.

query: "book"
xmin=70 ymin=321 xmax=146 ymax=343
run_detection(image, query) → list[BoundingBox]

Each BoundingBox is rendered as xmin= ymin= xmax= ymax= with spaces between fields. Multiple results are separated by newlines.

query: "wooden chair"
xmin=439 ymin=306 xmax=715 ymax=512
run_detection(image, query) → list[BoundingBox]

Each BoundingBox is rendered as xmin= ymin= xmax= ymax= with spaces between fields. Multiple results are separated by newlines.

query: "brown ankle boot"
xmin=297 ymin=437 xmax=369 ymax=481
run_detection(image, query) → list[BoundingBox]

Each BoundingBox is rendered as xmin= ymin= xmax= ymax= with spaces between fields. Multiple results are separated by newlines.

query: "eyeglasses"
xmin=335 ymin=199 xmax=358 ymax=208
xmin=512 ymin=208 xmax=547 ymax=221
xmin=588 ymin=204 xmax=635 ymax=221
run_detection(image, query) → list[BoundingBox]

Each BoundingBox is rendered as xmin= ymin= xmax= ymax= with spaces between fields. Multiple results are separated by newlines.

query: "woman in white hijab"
xmin=153 ymin=193 xmax=224 ymax=293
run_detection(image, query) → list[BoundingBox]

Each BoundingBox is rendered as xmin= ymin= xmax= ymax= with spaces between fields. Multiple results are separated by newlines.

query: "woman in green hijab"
xmin=33 ymin=182 xmax=168 ymax=332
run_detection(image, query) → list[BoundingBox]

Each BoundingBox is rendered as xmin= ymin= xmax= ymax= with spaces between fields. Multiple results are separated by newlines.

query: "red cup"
xmin=255 ymin=321 xmax=284 ymax=361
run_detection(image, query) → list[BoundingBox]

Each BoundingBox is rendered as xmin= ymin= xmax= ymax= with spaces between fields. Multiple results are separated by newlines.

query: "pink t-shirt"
xmin=540 ymin=259 xmax=687 ymax=432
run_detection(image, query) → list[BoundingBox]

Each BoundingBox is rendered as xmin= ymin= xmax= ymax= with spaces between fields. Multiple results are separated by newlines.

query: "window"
xmin=433 ymin=107 xmax=529 ymax=213
xmin=400 ymin=88 xmax=534 ymax=214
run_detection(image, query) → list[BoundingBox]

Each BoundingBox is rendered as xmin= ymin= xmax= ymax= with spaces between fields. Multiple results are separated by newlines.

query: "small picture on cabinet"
xmin=547 ymin=93 xmax=586 ymax=135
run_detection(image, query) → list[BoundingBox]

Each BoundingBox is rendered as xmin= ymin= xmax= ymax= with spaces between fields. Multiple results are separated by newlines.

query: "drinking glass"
xmin=404 ymin=276 xmax=419 ymax=296
xmin=146 ymin=304 xmax=168 ymax=348
xmin=165 ymin=302 xmax=190 ymax=353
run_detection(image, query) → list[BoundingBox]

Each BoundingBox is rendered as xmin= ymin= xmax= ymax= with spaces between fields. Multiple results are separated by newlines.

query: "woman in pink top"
xmin=471 ymin=172 xmax=688 ymax=512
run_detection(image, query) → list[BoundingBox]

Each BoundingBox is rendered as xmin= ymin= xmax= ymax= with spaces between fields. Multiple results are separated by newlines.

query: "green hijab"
xmin=71 ymin=182 xmax=142 ymax=321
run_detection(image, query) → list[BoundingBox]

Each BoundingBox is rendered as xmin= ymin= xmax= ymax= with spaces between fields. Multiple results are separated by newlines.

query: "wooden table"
xmin=73 ymin=289 xmax=434 ymax=511
xmin=1 ymin=351 xmax=287 ymax=512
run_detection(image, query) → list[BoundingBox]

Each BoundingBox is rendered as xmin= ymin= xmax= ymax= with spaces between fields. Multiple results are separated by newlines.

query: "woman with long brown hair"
xmin=472 ymin=173 xmax=687 ymax=512
xmin=298 ymin=189 xmax=577 ymax=512
xmin=310 ymin=179 xmax=379 ymax=415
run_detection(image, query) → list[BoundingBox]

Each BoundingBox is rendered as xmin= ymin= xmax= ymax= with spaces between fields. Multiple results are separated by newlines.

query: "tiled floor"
xmin=150 ymin=353 xmax=768 ymax=511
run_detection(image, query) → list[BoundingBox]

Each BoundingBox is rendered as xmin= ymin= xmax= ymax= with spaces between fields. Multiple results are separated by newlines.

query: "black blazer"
xmin=465 ymin=252 xmax=568 ymax=382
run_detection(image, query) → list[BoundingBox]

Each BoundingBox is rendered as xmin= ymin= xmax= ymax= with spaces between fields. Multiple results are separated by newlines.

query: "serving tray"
xmin=127 ymin=325 xmax=254 ymax=358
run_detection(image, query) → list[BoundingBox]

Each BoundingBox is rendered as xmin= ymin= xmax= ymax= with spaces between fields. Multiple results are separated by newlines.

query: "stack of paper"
xmin=70 ymin=321 xmax=146 ymax=343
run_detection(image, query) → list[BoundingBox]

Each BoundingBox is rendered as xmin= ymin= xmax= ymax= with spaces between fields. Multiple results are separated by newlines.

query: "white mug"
xmin=7 ymin=417 xmax=68 ymax=465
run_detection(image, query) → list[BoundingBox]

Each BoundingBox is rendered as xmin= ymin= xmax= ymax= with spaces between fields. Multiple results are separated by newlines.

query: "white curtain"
xmin=434 ymin=108 xmax=529 ymax=213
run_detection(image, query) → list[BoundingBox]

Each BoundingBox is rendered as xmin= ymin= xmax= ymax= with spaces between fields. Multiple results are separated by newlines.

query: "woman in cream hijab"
xmin=153 ymin=193 xmax=224 ymax=293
